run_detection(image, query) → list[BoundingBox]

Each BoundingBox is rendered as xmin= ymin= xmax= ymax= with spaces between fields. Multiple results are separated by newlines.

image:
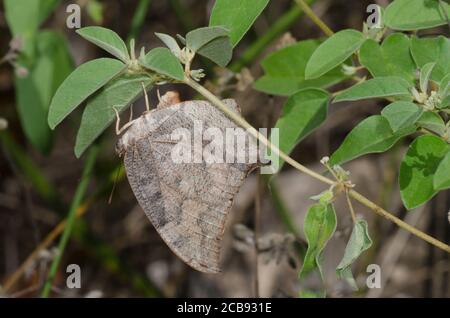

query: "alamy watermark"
xmin=170 ymin=122 xmax=280 ymax=174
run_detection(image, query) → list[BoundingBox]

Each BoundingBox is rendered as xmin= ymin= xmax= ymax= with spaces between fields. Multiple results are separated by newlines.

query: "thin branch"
xmin=40 ymin=146 xmax=99 ymax=297
xmin=184 ymin=76 xmax=450 ymax=254
xmin=345 ymin=190 xmax=357 ymax=223
xmin=294 ymin=0 xmax=334 ymax=37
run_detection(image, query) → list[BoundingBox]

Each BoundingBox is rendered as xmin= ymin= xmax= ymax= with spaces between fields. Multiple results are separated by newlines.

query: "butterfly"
xmin=115 ymin=87 xmax=256 ymax=273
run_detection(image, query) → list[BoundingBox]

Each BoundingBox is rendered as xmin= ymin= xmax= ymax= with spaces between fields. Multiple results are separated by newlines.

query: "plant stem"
xmin=127 ymin=0 xmax=152 ymax=43
xmin=345 ymin=190 xmax=357 ymax=223
xmin=348 ymin=190 xmax=450 ymax=253
xmin=294 ymin=0 xmax=334 ymax=37
xmin=184 ymin=77 xmax=450 ymax=254
xmin=40 ymin=146 xmax=99 ymax=298
xmin=229 ymin=0 xmax=316 ymax=72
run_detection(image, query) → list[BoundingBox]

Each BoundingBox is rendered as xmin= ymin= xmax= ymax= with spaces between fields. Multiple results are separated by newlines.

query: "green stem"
xmin=294 ymin=0 xmax=334 ymax=36
xmin=229 ymin=0 xmax=316 ymax=72
xmin=127 ymin=0 xmax=152 ymax=43
xmin=263 ymin=175 xmax=301 ymax=237
xmin=40 ymin=146 xmax=99 ymax=298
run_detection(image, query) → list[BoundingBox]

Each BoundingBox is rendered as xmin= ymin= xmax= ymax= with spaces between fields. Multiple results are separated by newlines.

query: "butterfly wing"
xmin=123 ymin=99 xmax=255 ymax=273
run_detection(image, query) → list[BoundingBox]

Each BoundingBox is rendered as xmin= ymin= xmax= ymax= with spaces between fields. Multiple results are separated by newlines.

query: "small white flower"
xmin=320 ymin=156 xmax=330 ymax=165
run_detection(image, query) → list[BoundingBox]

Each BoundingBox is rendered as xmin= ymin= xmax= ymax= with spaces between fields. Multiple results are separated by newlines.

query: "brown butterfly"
xmin=115 ymin=86 xmax=256 ymax=273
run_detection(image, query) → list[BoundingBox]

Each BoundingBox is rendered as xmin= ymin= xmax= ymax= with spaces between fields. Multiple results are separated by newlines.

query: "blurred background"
xmin=0 ymin=0 xmax=449 ymax=297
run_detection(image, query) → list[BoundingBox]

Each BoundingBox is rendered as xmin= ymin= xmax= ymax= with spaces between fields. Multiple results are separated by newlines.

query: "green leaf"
xmin=400 ymin=135 xmax=450 ymax=209
xmin=75 ymin=74 xmax=155 ymax=158
xmin=359 ymin=33 xmax=416 ymax=84
xmin=416 ymin=111 xmax=446 ymax=135
xmin=38 ymin=0 xmax=61 ymax=25
xmin=139 ymin=47 xmax=184 ymax=81
xmin=438 ymin=73 xmax=450 ymax=108
xmin=48 ymin=58 xmax=125 ymax=129
xmin=334 ymin=77 xmax=412 ymax=102
xmin=155 ymin=32 xmax=181 ymax=57
xmin=196 ymin=36 xmax=233 ymax=67
xmin=76 ymin=26 xmax=130 ymax=63
xmin=439 ymin=73 xmax=450 ymax=99
xmin=434 ymin=151 xmax=450 ymax=190
xmin=381 ymin=101 xmax=423 ymax=132
xmin=209 ymin=0 xmax=270 ymax=47
xmin=254 ymin=40 xmax=346 ymax=96
xmin=274 ymin=88 xmax=330 ymax=171
xmin=336 ymin=220 xmax=372 ymax=291
xmin=330 ymin=115 xmax=415 ymax=165
xmin=411 ymin=36 xmax=450 ymax=83
xmin=86 ymin=0 xmax=104 ymax=24
xmin=15 ymin=31 xmax=73 ymax=153
xmin=305 ymin=29 xmax=366 ymax=79
xmin=442 ymin=96 xmax=450 ymax=108
xmin=300 ymin=203 xmax=337 ymax=280
xmin=185 ymin=26 xmax=229 ymax=52
xmin=420 ymin=63 xmax=436 ymax=93
xmin=384 ymin=0 xmax=450 ymax=31
xmin=4 ymin=0 xmax=40 ymax=36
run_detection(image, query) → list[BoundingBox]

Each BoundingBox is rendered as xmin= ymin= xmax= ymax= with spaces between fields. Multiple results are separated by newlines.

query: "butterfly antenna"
xmin=108 ymin=164 xmax=122 ymax=204
xmin=141 ymin=82 xmax=150 ymax=112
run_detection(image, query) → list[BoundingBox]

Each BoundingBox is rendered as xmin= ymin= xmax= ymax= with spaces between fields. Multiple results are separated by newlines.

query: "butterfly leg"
xmin=112 ymin=106 xmax=137 ymax=135
xmin=141 ymin=82 xmax=150 ymax=112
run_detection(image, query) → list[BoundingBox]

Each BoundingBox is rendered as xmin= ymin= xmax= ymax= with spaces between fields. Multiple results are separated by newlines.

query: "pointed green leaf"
xmin=400 ymin=135 xmax=450 ymax=209
xmin=254 ymin=40 xmax=346 ymax=96
xmin=416 ymin=111 xmax=446 ymax=135
xmin=196 ymin=36 xmax=233 ymax=67
xmin=274 ymin=88 xmax=330 ymax=171
xmin=76 ymin=26 xmax=130 ymax=63
xmin=86 ymin=0 xmax=104 ymax=24
xmin=209 ymin=0 xmax=269 ymax=47
xmin=334 ymin=77 xmax=412 ymax=102
xmin=439 ymin=73 xmax=450 ymax=100
xmin=440 ymin=73 xmax=450 ymax=96
xmin=4 ymin=0 xmax=40 ymax=37
xmin=75 ymin=74 xmax=155 ymax=158
xmin=48 ymin=58 xmax=125 ymax=129
xmin=305 ymin=29 xmax=366 ymax=79
xmin=381 ymin=101 xmax=423 ymax=132
xmin=336 ymin=220 xmax=372 ymax=291
xmin=411 ymin=36 xmax=450 ymax=83
xmin=434 ymin=151 xmax=450 ymax=191
xmin=420 ymin=62 xmax=436 ymax=93
xmin=300 ymin=203 xmax=337 ymax=280
xmin=15 ymin=31 xmax=73 ymax=153
xmin=186 ymin=26 xmax=229 ymax=52
xmin=330 ymin=115 xmax=416 ymax=165
xmin=155 ymin=32 xmax=181 ymax=57
xmin=139 ymin=47 xmax=184 ymax=80
xmin=359 ymin=33 xmax=416 ymax=84
xmin=438 ymin=73 xmax=450 ymax=108
xmin=384 ymin=0 xmax=450 ymax=31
